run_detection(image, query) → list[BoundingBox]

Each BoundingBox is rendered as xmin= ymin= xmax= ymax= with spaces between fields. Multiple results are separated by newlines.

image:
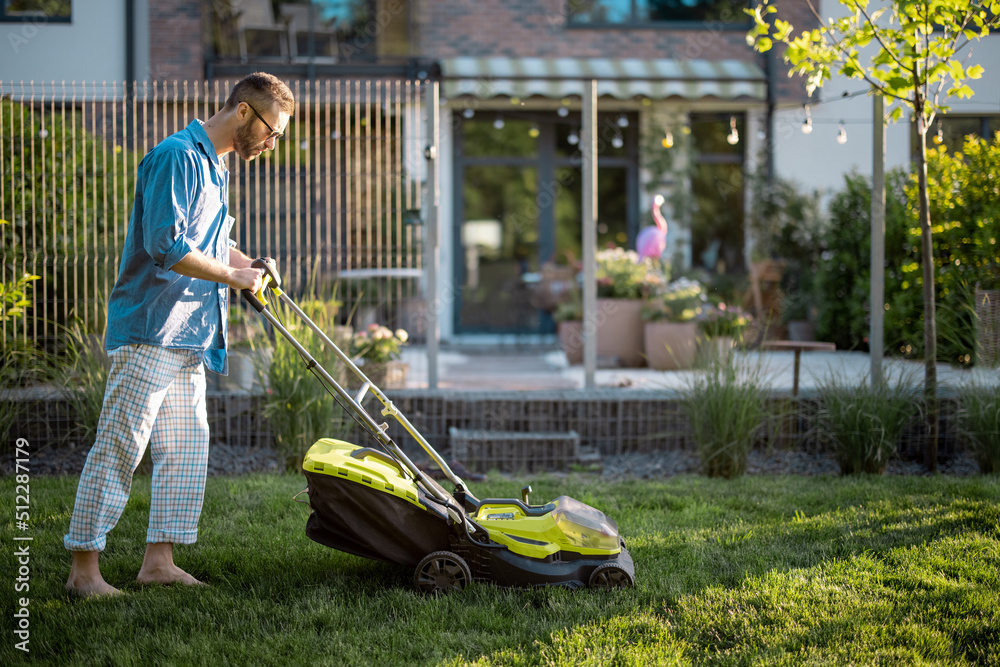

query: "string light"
xmin=611 ymin=130 xmax=624 ymax=149
xmin=462 ymin=108 xmax=475 ymax=119
xmin=836 ymin=121 xmax=847 ymax=144
xmin=557 ymin=98 xmax=570 ymax=117
xmin=616 ymin=113 xmax=629 ymax=128
xmin=801 ymin=104 xmax=813 ymax=134
xmin=934 ymin=119 xmax=944 ymax=145
xmin=726 ymin=115 xmax=739 ymax=145
xmin=493 ymin=114 xmax=505 ymax=130
xmin=567 ymin=127 xmax=579 ymax=145
xmin=528 ymin=124 xmax=540 ymax=138
xmin=661 ymin=128 xmax=674 ymax=149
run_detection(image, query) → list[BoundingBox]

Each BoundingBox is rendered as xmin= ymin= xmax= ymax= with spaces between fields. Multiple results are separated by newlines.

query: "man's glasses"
xmin=244 ymin=102 xmax=284 ymax=140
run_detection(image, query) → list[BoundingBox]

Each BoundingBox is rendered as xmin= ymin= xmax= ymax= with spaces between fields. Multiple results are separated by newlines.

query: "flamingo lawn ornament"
xmin=636 ymin=194 xmax=667 ymax=262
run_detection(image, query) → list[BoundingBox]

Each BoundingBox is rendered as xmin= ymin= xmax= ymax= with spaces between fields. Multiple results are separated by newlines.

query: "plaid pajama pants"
xmin=64 ymin=344 xmax=210 ymax=552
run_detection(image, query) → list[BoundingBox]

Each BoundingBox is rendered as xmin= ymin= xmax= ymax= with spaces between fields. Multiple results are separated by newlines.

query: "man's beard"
xmin=233 ymin=119 xmax=266 ymax=160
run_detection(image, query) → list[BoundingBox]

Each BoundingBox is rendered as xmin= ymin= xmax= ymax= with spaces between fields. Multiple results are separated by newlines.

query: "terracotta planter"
xmin=644 ymin=321 xmax=698 ymax=370
xmin=596 ymin=298 xmax=646 ymax=367
xmin=557 ymin=321 xmax=584 ymax=365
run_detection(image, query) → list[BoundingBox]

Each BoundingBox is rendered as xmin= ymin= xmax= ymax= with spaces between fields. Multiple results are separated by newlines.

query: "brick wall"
xmin=148 ymin=0 xmax=204 ymax=81
xmin=414 ymin=0 xmax=817 ymax=103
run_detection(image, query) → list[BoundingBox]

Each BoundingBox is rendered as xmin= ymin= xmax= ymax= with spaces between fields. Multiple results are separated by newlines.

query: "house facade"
xmin=4 ymin=1 xmax=996 ymax=342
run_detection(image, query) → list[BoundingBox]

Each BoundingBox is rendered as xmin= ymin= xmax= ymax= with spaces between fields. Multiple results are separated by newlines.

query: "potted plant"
xmin=216 ymin=304 xmax=269 ymax=394
xmin=595 ymin=246 xmax=665 ymax=367
xmin=641 ymin=278 xmax=704 ymax=370
xmin=697 ymin=302 xmax=752 ymax=365
xmin=350 ymin=323 xmax=410 ymax=388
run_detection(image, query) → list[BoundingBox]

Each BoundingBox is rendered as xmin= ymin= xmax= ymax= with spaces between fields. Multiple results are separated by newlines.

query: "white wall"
xmin=772 ymin=2 xmax=1000 ymax=200
xmin=0 ymin=2 xmax=129 ymax=87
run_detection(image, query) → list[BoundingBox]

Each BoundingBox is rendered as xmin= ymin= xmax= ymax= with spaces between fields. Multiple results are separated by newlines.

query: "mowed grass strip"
xmin=2 ymin=473 xmax=998 ymax=665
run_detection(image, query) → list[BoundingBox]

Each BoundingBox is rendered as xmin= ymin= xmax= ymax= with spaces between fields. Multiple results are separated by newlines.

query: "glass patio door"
xmin=454 ymin=113 xmax=636 ymax=335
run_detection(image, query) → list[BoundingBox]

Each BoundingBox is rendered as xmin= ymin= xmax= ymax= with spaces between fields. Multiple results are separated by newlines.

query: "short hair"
xmin=224 ymin=72 xmax=295 ymax=115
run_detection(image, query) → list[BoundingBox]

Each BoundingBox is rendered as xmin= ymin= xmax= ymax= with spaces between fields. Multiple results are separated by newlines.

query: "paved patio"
xmin=400 ymin=345 xmax=999 ymax=393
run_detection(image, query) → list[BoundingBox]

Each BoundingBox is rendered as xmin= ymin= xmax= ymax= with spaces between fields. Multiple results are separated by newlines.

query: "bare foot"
xmin=67 ymin=551 xmax=123 ymax=598
xmin=136 ymin=562 xmax=207 ymax=587
xmin=138 ymin=542 xmax=208 ymax=588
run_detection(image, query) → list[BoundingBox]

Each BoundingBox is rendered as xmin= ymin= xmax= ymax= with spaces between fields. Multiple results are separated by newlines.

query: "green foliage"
xmin=259 ymin=299 xmax=352 ymax=470
xmin=642 ymin=277 xmax=706 ymax=323
xmin=885 ymin=134 xmax=1000 ymax=365
xmin=815 ymin=368 xmax=921 ymax=474
xmin=57 ymin=322 xmax=110 ymax=447
xmin=595 ymin=247 xmax=665 ymax=300
xmin=681 ymin=355 xmax=769 ymax=478
xmin=815 ymin=169 xmax=910 ymax=351
xmin=957 ymin=379 xmax=1000 ymax=473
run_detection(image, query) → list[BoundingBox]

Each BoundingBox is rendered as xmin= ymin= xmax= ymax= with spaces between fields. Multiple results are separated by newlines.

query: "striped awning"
xmin=441 ymin=57 xmax=767 ymax=101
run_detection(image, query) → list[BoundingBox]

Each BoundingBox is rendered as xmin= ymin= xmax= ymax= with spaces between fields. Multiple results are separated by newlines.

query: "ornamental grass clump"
xmin=815 ymin=368 xmax=920 ymax=475
xmin=682 ymin=355 xmax=768 ymax=478
xmin=957 ymin=379 xmax=1000 ymax=474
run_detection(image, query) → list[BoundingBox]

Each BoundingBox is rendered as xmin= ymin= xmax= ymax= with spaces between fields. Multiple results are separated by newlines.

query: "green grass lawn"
xmin=2 ymin=472 xmax=999 ymax=666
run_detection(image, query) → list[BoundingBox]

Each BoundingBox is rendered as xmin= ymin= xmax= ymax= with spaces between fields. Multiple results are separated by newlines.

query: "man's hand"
xmin=228 ymin=266 xmax=264 ymax=293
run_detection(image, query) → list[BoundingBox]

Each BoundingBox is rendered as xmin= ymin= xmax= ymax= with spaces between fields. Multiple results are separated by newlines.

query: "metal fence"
xmin=1 ymin=78 xmax=430 ymax=345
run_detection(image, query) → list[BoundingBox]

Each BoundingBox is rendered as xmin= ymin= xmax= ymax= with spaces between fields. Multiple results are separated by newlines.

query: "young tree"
xmin=747 ymin=0 xmax=1000 ymax=471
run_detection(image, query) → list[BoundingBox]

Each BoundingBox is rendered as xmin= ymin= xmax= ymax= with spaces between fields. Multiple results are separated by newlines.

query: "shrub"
xmin=682 ymin=355 xmax=768 ymax=478
xmin=258 ymin=298 xmax=352 ymax=470
xmin=957 ymin=380 xmax=1000 ymax=474
xmin=815 ymin=369 xmax=920 ymax=475
xmin=814 ymin=169 xmax=909 ymax=352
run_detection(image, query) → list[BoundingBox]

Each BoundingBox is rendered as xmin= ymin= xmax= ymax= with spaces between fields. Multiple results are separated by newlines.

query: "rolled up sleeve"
xmin=141 ymin=153 xmax=197 ymax=271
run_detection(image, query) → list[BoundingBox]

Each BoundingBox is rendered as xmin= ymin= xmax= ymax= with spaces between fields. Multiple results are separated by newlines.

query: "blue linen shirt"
xmin=105 ymin=120 xmax=235 ymax=374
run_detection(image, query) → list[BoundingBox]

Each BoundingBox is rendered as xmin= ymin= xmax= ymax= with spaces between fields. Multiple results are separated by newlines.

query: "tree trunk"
xmin=914 ymin=98 xmax=939 ymax=472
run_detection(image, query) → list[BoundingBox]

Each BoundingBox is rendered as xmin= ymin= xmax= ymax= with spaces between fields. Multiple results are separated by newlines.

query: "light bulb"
xmin=567 ymin=129 xmax=579 ymax=145
xmin=726 ymin=116 xmax=739 ymax=145
xmin=529 ymin=125 xmax=540 ymax=138
xmin=836 ymin=122 xmax=847 ymax=144
xmin=557 ymin=106 xmax=569 ymax=117
xmin=661 ymin=130 xmax=674 ymax=149
xmin=617 ymin=114 xmax=629 ymax=128
xmin=934 ymin=120 xmax=944 ymax=145
xmin=612 ymin=133 xmax=624 ymax=149
xmin=801 ymin=104 xmax=813 ymax=134
xmin=462 ymin=108 xmax=474 ymax=119
xmin=38 ymin=128 xmax=49 ymax=139
xmin=493 ymin=115 xmax=505 ymax=130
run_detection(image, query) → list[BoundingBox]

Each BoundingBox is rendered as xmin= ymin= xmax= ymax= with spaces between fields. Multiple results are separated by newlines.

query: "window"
xmin=567 ymin=0 xmax=750 ymax=26
xmin=0 ymin=0 xmax=70 ymax=22
xmin=911 ymin=115 xmax=1000 ymax=156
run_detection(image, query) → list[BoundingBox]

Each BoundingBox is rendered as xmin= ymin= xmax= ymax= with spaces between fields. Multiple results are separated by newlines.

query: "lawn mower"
xmin=243 ymin=259 xmax=635 ymax=594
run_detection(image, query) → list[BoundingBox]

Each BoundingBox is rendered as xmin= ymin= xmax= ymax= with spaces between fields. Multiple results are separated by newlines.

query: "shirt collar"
xmin=186 ymin=119 xmax=224 ymax=170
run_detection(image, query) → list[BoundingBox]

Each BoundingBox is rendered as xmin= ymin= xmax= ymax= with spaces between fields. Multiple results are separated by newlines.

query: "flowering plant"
xmin=642 ymin=278 xmax=706 ymax=322
xmin=698 ymin=302 xmax=752 ymax=338
xmin=596 ymin=247 xmax=665 ymax=300
xmin=349 ymin=323 xmax=409 ymax=363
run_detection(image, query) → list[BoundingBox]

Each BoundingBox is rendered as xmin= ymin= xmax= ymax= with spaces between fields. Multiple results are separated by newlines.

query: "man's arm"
xmin=172 ymin=248 xmax=262 ymax=292
xmin=228 ymin=247 xmax=255 ymax=270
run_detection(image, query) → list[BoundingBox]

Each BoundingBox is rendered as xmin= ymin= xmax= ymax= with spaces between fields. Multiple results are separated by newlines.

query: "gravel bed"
xmin=2 ymin=442 xmax=983 ymax=479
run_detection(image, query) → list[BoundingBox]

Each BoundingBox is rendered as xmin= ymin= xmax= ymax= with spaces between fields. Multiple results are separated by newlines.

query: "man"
xmin=64 ymin=72 xmax=294 ymax=597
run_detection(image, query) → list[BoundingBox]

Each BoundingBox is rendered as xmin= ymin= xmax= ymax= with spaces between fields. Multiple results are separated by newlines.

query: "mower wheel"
xmin=588 ymin=563 xmax=634 ymax=589
xmin=413 ymin=551 xmax=472 ymax=595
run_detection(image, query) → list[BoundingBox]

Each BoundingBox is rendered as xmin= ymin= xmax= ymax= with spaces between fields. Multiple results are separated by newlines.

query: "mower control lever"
xmin=242 ymin=257 xmax=281 ymax=313
xmin=521 ymin=485 xmax=532 ymax=505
